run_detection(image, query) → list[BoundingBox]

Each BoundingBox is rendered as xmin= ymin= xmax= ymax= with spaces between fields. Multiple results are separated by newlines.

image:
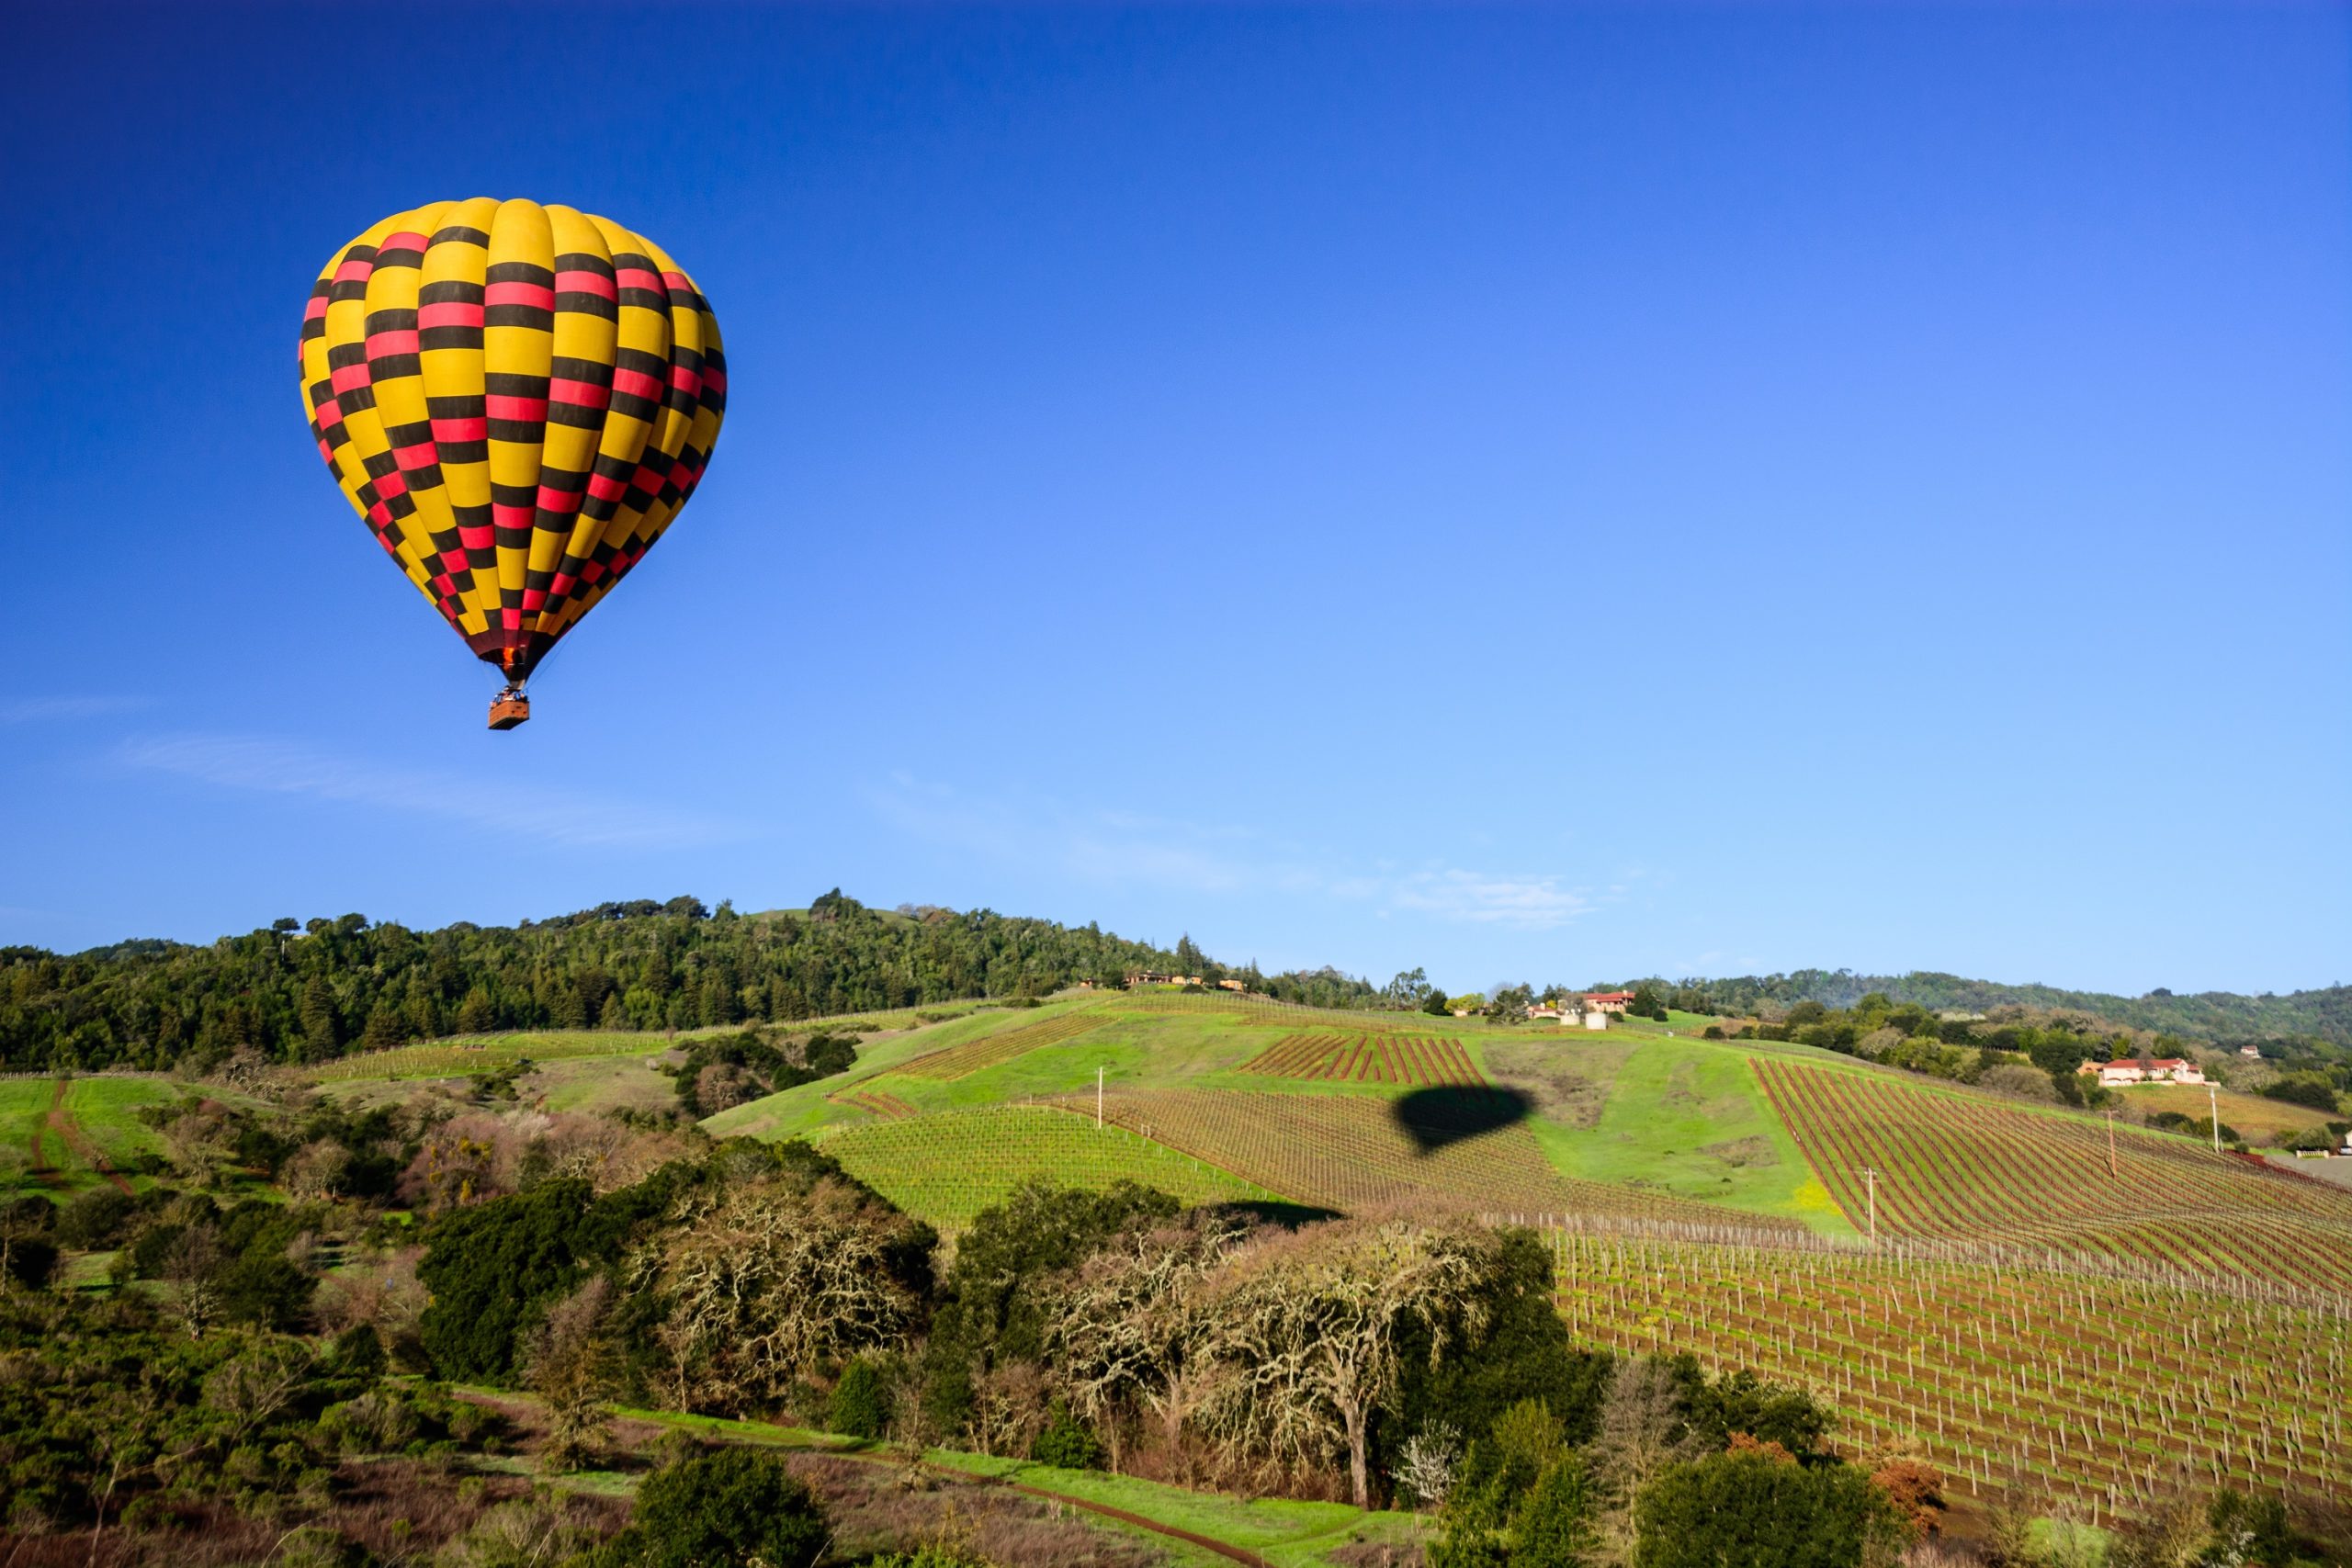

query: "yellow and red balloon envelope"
xmin=300 ymin=199 xmax=725 ymax=686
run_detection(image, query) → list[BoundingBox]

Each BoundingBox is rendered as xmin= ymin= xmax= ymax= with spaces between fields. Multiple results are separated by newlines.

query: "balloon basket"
xmin=488 ymin=691 xmax=531 ymax=730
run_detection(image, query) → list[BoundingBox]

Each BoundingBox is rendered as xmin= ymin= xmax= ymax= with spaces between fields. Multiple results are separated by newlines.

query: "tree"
xmin=1424 ymin=986 xmax=1453 ymax=1017
xmin=360 ymin=1004 xmax=404 ymax=1052
xmin=1518 ymin=1454 xmax=1600 ymax=1567
xmin=1202 ymin=1219 xmax=1502 ymax=1507
xmin=457 ymin=987 xmax=496 ymax=1034
xmin=830 ymin=1356 xmax=889 ymax=1439
xmin=1046 ymin=1210 xmax=1245 ymax=1472
xmin=588 ymin=1448 xmax=828 ymax=1568
xmin=1591 ymin=1357 xmax=1699 ymax=1556
xmin=1634 ymin=1448 xmax=1895 ymax=1568
xmin=927 ymin=1180 xmax=1177 ymax=1435
xmin=1386 ymin=1229 xmax=1611 ymax=1461
xmin=417 ymin=1179 xmax=616 ymax=1382
xmin=525 ymin=1276 xmax=618 ymax=1470
xmin=299 ymin=976 xmax=341 ymax=1058
xmin=1685 ymin=1367 xmax=1831 ymax=1460
xmin=1385 ymin=968 xmax=1430 ymax=1010
xmin=636 ymin=1177 xmax=924 ymax=1414
xmin=1487 ymin=986 xmax=1534 ymax=1023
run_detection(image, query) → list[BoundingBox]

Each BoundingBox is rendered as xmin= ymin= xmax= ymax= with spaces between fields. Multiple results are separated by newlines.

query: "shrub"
xmin=1029 ymin=1399 xmax=1104 ymax=1470
xmin=1 ymin=1233 xmax=59 ymax=1289
xmin=585 ymin=1448 xmax=828 ymax=1568
xmin=831 ymin=1356 xmax=890 ymax=1439
xmin=2263 ymin=1075 xmax=2341 ymax=1112
xmin=56 ymin=1188 xmax=135 ymax=1249
xmin=1516 ymin=1454 xmax=1600 ymax=1567
xmin=1634 ymin=1449 xmax=1894 ymax=1568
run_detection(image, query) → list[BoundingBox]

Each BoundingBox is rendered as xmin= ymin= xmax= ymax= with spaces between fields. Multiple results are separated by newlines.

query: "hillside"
xmin=1629 ymin=969 xmax=2352 ymax=1046
xmin=691 ymin=991 xmax=2352 ymax=1513
xmin=18 ymin=976 xmax=2352 ymax=1541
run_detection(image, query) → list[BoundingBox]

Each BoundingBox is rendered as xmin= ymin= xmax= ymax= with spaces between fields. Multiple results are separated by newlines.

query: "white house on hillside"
xmin=2078 ymin=1057 xmax=2207 ymax=1088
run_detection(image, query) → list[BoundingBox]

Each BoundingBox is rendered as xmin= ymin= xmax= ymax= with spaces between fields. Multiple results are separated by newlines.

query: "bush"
xmin=586 ymin=1448 xmax=828 ymax=1568
xmin=55 ymin=1188 xmax=135 ymax=1249
xmin=2262 ymin=1075 xmax=2341 ymax=1112
xmin=831 ymin=1357 xmax=890 ymax=1439
xmin=1634 ymin=1450 xmax=1895 ymax=1568
xmin=1517 ymin=1455 xmax=1600 ymax=1567
xmin=1 ymin=1233 xmax=59 ymax=1289
xmin=1030 ymin=1400 xmax=1104 ymax=1470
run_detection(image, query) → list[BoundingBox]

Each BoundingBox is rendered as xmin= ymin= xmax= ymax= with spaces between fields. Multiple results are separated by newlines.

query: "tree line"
xmin=1593 ymin=969 xmax=2352 ymax=1051
xmin=0 ymin=890 xmax=1384 ymax=1075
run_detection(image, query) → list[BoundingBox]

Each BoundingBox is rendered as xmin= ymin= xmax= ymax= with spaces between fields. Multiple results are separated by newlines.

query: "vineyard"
xmin=813 ymin=1105 xmax=1276 ymax=1229
xmin=1238 ymin=1032 xmax=1483 ymax=1088
xmin=1061 ymin=1087 xmax=1800 ymax=1230
xmin=293 ymin=1031 xmax=669 ymax=1084
xmin=834 ymin=1087 xmax=918 ymax=1120
xmin=1756 ymin=1060 xmax=2352 ymax=1292
xmin=1545 ymin=1224 xmax=2352 ymax=1523
xmin=1114 ymin=991 xmax=1451 ymax=1034
xmin=895 ymin=1010 xmax=1106 ymax=1081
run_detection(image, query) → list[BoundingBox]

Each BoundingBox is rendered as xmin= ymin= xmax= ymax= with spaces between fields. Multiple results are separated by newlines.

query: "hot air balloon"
xmin=300 ymin=199 xmax=726 ymax=729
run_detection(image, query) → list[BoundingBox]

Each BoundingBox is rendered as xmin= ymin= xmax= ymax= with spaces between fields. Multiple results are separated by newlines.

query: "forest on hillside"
xmin=0 ymin=892 xmax=1375 ymax=1075
xmin=1605 ymin=970 xmax=2352 ymax=1049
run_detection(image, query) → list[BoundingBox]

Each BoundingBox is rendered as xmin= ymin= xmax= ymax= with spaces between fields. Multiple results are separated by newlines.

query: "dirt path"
xmin=46 ymin=1079 xmax=136 ymax=1197
xmin=454 ymin=1390 xmax=1274 ymax=1567
xmin=1002 ymin=1479 xmax=1270 ymax=1566
xmin=27 ymin=1081 xmax=53 ymax=1176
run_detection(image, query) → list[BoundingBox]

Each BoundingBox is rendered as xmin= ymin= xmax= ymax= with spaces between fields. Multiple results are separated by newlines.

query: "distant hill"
xmin=1617 ymin=969 xmax=2352 ymax=1047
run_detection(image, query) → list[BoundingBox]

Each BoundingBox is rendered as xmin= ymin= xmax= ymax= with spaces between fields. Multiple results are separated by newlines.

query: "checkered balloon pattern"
xmin=300 ymin=198 xmax=727 ymax=684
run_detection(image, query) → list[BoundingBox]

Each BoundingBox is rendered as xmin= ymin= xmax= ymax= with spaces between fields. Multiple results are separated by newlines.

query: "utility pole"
xmin=2208 ymin=1081 xmax=2222 ymax=1154
xmin=1097 ymin=1065 xmax=1104 ymax=1130
xmin=1860 ymin=1168 xmax=1878 ymax=1245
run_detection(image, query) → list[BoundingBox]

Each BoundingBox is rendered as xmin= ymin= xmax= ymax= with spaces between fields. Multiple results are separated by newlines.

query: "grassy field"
xmin=704 ymin=991 xmax=2352 ymax=1298
xmin=601 ymin=1402 xmax=1409 ymax=1567
xmin=2119 ymin=1081 xmax=2337 ymax=1142
xmin=295 ymin=1031 xmax=674 ymax=1085
xmin=1531 ymin=1039 xmax=1851 ymax=1234
xmin=2 ymin=1076 xmax=181 ymax=1197
xmin=815 ymin=1104 xmax=1281 ymax=1230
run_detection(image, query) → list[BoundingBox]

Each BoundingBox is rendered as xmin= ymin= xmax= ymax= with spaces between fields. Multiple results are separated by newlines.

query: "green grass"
xmin=930 ymin=1450 xmax=1380 ymax=1566
xmin=0 ymin=1076 xmax=182 ymax=1198
xmin=63 ymin=1078 xmax=176 ymax=1166
xmin=816 ymin=1104 xmax=1282 ymax=1230
xmin=295 ymin=1030 xmax=676 ymax=1085
xmin=1528 ymin=1040 xmax=1855 ymax=1235
xmin=1 ymin=1078 xmax=57 ymax=1184
xmin=605 ymin=1402 xmax=1396 ymax=1566
xmin=710 ymin=997 xmax=1870 ymax=1234
xmin=528 ymin=1053 xmax=683 ymax=1116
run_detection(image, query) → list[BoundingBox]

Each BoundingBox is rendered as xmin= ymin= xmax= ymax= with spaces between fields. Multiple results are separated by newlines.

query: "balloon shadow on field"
xmin=1391 ymin=1086 xmax=1535 ymax=1155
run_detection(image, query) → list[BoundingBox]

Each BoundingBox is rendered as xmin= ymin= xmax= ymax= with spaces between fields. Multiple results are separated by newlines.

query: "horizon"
xmin=5 ymin=4 xmax=2347 ymax=998
xmin=23 ymin=888 xmax=2344 ymax=1007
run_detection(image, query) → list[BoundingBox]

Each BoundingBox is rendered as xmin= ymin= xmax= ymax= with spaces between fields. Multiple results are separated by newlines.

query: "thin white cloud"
xmin=2 ymin=695 xmax=148 ymax=723
xmin=871 ymin=774 xmax=1597 ymax=930
xmin=117 ymin=734 xmax=741 ymax=851
xmin=1391 ymin=869 xmax=1592 ymax=930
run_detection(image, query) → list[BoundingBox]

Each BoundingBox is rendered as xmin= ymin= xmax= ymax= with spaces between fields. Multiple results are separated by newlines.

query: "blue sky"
xmin=4 ymin=4 xmax=2346 ymax=997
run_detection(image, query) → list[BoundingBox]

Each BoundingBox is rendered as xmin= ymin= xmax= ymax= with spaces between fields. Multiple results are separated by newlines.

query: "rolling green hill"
xmin=703 ymin=990 xmax=2352 ymax=1271
xmin=1623 ymin=968 xmax=2352 ymax=1045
